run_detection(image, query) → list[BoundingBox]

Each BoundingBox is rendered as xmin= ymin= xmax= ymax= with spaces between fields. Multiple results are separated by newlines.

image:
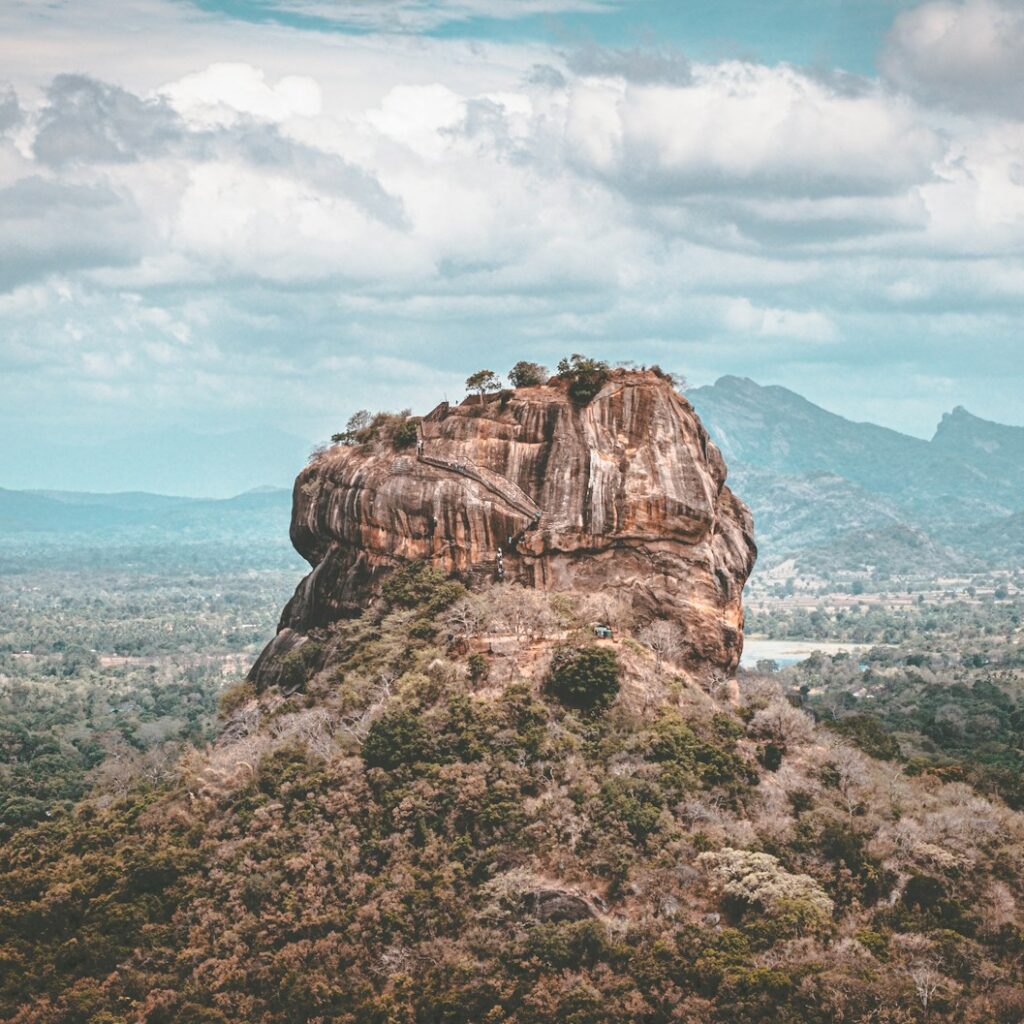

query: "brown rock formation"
xmin=255 ymin=369 xmax=756 ymax=682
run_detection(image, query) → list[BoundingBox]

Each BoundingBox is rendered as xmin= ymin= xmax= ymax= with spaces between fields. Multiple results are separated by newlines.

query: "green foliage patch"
xmin=381 ymin=560 xmax=467 ymax=616
xmin=543 ymin=643 xmax=620 ymax=713
xmin=556 ymin=354 xmax=610 ymax=404
xmin=331 ymin=408 xmax=421 ymax=450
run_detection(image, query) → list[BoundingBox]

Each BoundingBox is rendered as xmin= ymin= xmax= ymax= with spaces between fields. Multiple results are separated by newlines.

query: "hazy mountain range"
xmin=0 ymin=485 xmax=292 ymax=535
xmin=689 ymin=376 xmax=1024 ymax=575
xmin=0 ymin=485 xmax=300 ymax=573
xmin=1 ymin=378 xmax=1020 ymax=578
xmin=0 ymin=426 xmax=312 ymax=498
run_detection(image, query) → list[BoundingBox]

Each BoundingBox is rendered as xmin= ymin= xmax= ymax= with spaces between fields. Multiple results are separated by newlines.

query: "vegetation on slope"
xmin=768 ymin=641 xmax=1024 ymax=809
xmin=0 ymin=564 xmax=299 ymax=834
xmin=3 ymin=564 xmax=1024 ymax=1023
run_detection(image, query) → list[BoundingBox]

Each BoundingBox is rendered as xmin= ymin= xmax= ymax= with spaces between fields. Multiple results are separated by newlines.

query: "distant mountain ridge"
xmin=688 ymin=376 xmax=1024 ymax=573
xmin=0 ymin=485 xmax=294 ymax=534
xmin=0 ymin=486 xmax=301 ymax=574
xmin=3 ymin=381 xmax=1019 ymax=578
xmin=931 ymin=406 xmax=1024 ymax=485
xmin=0 ymin=426 xmax=313 ymax=497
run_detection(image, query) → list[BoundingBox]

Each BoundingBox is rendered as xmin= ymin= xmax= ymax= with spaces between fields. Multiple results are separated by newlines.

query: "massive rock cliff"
xmin=254 ymin=369 xmax=756 ymax=682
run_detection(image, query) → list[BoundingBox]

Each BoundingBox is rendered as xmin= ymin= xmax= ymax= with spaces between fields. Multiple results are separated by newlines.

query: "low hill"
xmin=0 ymin=426 xmax=312 ymax=497
xmin=4 ymin=563 xmax=1024 ymax=1024
xmin=0 ymin=485 xmax=293 ymax=536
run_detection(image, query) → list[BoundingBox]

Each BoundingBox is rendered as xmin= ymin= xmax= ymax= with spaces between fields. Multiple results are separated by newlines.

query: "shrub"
xmin=556 ymin=354 xmax=610 ymax=404
xmin=712 ymin=713 xmax=746 ymax=740
xmin=508 ymin=361 xmax=548 ymax=388
xmin=645 ymin=713 xmax=757 ymax=794
xmin=468 ymin=653 xmax=489 ymax=685
xmin=257 ymin=744 xmax=313 ymax=797
xmin=543 ymin=644 xmax=620 ymax=713
xmin=718 ymin=967 xmax=795 ymax=1018
xmin=392 ymin=418 xmax=419 ymax=450
xmin=757 ymin=742 xmax=785 ymax=771
xmin=698 ymin=847 xmax=834 ymax=934
xmin=856 ymin=928 xmax=890 ymax=959
xmin=745 ymin=897 xmax=834 ymax=946
xmin=496 ymin=684 xmax=548 ymax=760
xmin=681 ymin=926 xmax=753 ymax=993
xmin=217 ymin=679 xmax=255 ymax=717
xmin=381 ymin=560 xmax=466 ymax=615
xmin=600 ymin=776 xmax=664 ymax=845
xmin=0 ymin=796 xmax=49 ymax=828
xmin=788 ymin=789 xmax=815 ymax=815
xmin=903 ymin=873 xmax=945 ymax=911
xmin=825 ymin=714 xmax=902 ymax=761
xmin=435 ymin=694 xmax=489 ymax=763
xmin=517 ymin=919 xmax=611 ymax=972
xmin=817 ymin=822 xmax=887 ymax=894
xmin=332 ymin=409 xmax=419 ymax=448
xmin=362 ymin=708 xmax=437 ymax=771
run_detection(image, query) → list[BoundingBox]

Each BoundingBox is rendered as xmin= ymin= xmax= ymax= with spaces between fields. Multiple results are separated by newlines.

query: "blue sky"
xmin=0 ymin=0 xmax=1022 ymax=493
xmin=189 ymin=0 xmax=917 ymax=72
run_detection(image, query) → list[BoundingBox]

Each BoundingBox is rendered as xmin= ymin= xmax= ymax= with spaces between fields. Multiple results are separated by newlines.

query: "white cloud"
xmin=160 ymin=63 xmax=322 ymax=128
xmin=367 ymin=84 xmax=467 ymax=158
xmin=881 ymin=0 xmax=1024 ymax=118
xmin=1 ymin=0 xmax=1024 ymax=450
xmin=565 ymin=62 xmax=942 ymax=199
xmin=173 ymin=160 xmax=424 ymax=283
xmin=723 ymin=297 xmax=838 ymax=343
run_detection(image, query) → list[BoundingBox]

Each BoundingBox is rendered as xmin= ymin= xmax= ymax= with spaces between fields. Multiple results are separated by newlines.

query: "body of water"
xmin=740 ymin=638 xmax=869 ymax=669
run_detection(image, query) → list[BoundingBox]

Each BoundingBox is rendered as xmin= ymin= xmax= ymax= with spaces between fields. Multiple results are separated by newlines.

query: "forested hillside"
xmin=3 ymin=565 xmax=1024 ymax=1023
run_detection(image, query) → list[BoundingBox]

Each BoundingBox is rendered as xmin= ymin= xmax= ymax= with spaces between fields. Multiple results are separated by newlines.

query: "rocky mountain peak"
xmin=252 ymin=368 xmax=756 ymax=685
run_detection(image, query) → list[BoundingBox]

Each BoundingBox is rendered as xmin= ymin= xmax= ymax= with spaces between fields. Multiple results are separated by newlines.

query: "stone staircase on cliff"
xmin=416 ymin=444 xmax=544 ymax=576
xmin=417 ymin=450 xmax=541 ymax=523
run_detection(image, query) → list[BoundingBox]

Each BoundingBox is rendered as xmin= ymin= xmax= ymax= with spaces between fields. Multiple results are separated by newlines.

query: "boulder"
xmin=254 ymin=369 xmax=756 ymax=685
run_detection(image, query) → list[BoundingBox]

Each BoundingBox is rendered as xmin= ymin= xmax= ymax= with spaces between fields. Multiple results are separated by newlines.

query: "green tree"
xmin=381 ymin=560 xmax=466 ymax=614
xmin=508 ymin=361 xmax=548 ymax=388
xmin=465 ymin=369 xmax=502 ymax=405
xmin=556 ymin=354 xmax=609 ymax=404
xmin=544 ymin=644 xmax=620 ymax=713
xmin=362 ymin=708 xmax=437 ymax=770
xmin=332 ymin=409 xmax=371 ymax=445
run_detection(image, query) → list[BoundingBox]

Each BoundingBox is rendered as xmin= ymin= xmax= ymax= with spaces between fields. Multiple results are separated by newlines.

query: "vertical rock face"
xmin=257 ymin=369 xmax=756 ymax=680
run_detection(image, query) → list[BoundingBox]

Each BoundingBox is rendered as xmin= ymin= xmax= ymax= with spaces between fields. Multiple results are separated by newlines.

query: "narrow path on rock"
xmin=416 ymin=445 xmax=544 ymax=554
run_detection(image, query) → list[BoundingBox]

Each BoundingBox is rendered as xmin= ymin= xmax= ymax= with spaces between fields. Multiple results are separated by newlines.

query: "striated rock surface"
xmin=254 ymin=369 xmax=756 ymax=682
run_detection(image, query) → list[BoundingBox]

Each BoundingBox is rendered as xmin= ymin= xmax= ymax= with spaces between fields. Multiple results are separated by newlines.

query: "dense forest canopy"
xmin=0 ymin=551 xmax=1023 ymax=1023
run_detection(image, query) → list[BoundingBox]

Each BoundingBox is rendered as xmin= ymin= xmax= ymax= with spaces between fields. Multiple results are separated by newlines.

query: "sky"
xmin=2 ymin=0 xmax=1023 ymax=493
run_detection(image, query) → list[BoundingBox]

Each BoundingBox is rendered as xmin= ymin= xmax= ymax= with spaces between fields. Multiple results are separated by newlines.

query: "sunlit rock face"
xmin=255 ymin=369 xmax=756 ymax=681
